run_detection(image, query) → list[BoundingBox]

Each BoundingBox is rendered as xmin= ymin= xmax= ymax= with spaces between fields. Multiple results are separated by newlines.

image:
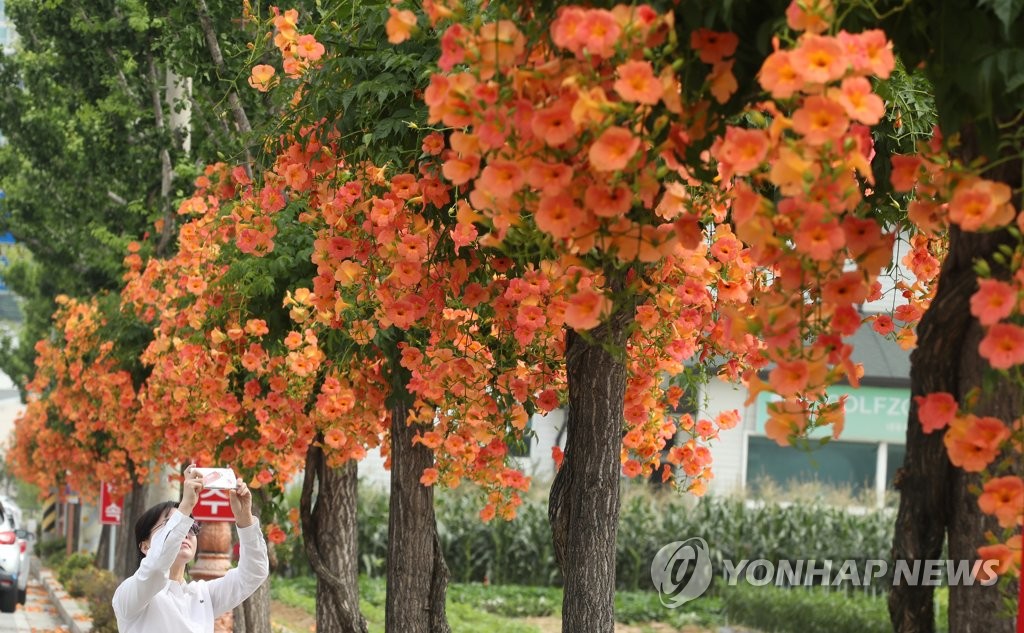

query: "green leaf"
xmin=978 ymin=0 xmax=1024 ymax=33
xmin=995 ymin=48 xmax=1024 ymax=92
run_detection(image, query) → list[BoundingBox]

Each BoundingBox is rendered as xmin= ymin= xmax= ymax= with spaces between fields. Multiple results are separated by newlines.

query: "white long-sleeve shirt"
xmin=112 ymin=510 xmax=269 ymax=633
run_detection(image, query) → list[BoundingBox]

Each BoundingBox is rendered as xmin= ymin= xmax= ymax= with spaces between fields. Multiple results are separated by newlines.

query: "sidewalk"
xmin=0 ymin=579 xmax=68 ymax=633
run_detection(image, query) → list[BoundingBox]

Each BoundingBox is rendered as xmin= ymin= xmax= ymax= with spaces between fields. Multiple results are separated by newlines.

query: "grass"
xmin=720 ymin=583 xmax=951 ymax=633
xmin=271 ymin=576 xmax=542 ymax=633
xmin=272 ymin=575 xmax=726 ymax=630
xmin=272 ymin=575 xmax=955 ymax=632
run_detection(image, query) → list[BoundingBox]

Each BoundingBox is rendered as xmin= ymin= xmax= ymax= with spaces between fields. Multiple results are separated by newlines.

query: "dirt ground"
xmin=271 ymin=601 xmax=317 ymax=633
xmin=272 ymin=603 xmax=755 ymax=633
xmin=491 ymin=617 xmax=729 ymax=633
xmin=524 ymin=614 xmax=765 ymax=630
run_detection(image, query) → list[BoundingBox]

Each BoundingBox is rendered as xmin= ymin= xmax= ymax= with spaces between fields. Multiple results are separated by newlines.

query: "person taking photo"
xmin=112 ymin=464 xmax=269 ymax=632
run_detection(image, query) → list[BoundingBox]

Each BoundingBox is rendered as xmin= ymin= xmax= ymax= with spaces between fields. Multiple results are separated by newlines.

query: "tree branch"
xmin=147 ymin=54 xmax=176 ymax=258
xmin=189 ymin=94 xmax=233 ymax=155
xmin=300 ymin=442 xmax=346 ymax=592
xmin=195 ymin=0 xmax=255 ymax=174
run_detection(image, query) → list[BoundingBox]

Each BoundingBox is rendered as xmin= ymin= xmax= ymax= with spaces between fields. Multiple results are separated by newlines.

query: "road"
xmin=0 ymin=579 xmax=68 ymax=633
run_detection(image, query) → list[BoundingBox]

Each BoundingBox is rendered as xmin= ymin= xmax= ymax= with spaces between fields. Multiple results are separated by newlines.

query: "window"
xmin=746 ymin=436 xmax=878 ymax=495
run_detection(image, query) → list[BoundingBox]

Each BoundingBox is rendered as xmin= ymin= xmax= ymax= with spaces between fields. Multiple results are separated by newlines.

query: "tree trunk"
xmin=116 ymin=479 xmax=147 ymax=579
xmin=947 ymin=317 xmax=1021 ymax=632
xmin=195 ymin=0 xmax=254 ymax=173
xmin=890 ymin=227 xmax=1021 ymax=632
xmin=146 ymin=54 xmax=176 ymax=257
xmin=233 ymin=490 xmax=274 ymax=633
xmin=233 ymin=581 xmax=271 ymax=633
xmin=385 ymin=389 xmax=450 ymax=633
xmin=891 ymin=118 xmax=1023 ymax=631
xmin=301 ymin=444 xmax=368 ymax=633
xmin=95 ymin=523 xmax=111 ymax=570
xmin=549 ymin=313 xmax=631 ymax=633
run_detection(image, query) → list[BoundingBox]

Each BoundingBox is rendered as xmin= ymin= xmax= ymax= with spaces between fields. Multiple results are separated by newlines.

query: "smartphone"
xmin=194 ymin=467 xmax=238 ymax=490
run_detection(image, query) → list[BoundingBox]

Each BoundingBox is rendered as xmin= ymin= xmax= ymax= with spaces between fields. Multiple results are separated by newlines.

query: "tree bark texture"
xmin=95 ymin=523 xmax=111 ymax=570
xmin=146 ymin=54 xmax=176 ymax=257
xmin=549 ymin=314 xmax=631 ymax=633
xmin=301 ymin=445 xmax=368 ymax=633
xmin=195 ymin=0 xmax=254 ymax=173
xmin=891 ymin=227 xmax=1022 ymax=632
xmin=947 ymin=317 xmax=1021 ymax=631
xmin=385 ymin=395 xmax=451 ymax=633
xmin=116 ymin=479 xmax=147 ymax=579
xmin=233 ymin=581 xmax=271 ymax=633
xmin=233 ymin=491 xmax=273 ymax=633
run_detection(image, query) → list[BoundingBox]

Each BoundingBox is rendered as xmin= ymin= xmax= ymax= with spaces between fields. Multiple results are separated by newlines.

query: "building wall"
xmin=701 ymin=379 xmax=750 ymax=496
xmin=0 ymin=0 xmax=16 ymax=55
xmin=511 ymin=408 xmax=565 ymax=483
xmin=360 ymin=446 xmax=391 ymax=491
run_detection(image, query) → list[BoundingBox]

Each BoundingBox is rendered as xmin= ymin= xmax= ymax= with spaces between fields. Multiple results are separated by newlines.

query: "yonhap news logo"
xmin=650 ymin=538 xmax=714 ymax=607
xmin=651 ymin=536 xmax=1003 ymax=608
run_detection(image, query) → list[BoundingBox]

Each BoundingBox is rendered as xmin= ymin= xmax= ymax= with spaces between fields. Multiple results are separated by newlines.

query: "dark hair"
xmin=134 ymin=501 xmax=179 ymax=563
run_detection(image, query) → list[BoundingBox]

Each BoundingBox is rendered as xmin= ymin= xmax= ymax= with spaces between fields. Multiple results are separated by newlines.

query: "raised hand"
xmin=229 ymin=480 xmax=255 ymax=528
xmin=180 ymin=464 xmax=204 ymax=515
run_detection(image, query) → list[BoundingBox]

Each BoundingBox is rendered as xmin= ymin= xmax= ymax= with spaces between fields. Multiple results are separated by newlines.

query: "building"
xmin=702 ymin=324 xmax=909 ymax=506
xmin=0 ymin=0 xmax=16 ymax=55
xmin=503 ymin=323 xmax=909 ymax=505
xmin=356 ymin=321 xmax=911 ymax=507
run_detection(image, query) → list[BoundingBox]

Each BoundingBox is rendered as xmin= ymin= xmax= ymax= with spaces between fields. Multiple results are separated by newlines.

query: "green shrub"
xmin=57 ymin=551 xmax=95 ymax=588
xmin=79 ymin=568 xmax=119 ymax=633
xmin=38 ymin=537 xmax=67 ymax=568
xmin=448 ymin=583 xmax=560 ymax=618
xmin=65 ymin=567 xmax=94 ymax=598
xmin=616 ymin=588 xmax=723 ymax=627
xmin=721 ymin=583 xmax=892 ymax=633
xmin=435 ymin=491 xmax=559 ymax=586
xmin=346 ymin=485 xmax=897 ymax=589
xmin=357 ymin=486 xmax=389 ymax=578
xmin=353 ymin=484 xmax=896 ymax=590
xmin=271 ymin=575 xmax=316 ymax=614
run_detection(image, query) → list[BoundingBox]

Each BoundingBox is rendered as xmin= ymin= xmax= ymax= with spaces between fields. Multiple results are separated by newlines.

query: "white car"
xmin=0 ymin=502 xmax=28 ymax=611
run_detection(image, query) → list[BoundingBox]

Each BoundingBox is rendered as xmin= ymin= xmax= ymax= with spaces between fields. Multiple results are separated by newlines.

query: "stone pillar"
xmin=190 ymin=522 xmax=234 ymax=633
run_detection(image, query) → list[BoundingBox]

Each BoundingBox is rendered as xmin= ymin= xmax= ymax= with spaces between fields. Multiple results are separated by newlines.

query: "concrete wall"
xmin=0 ymin=370 xmax=22 ymax=471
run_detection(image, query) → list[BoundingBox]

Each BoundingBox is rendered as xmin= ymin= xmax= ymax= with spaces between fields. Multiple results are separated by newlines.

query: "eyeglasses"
xmin=152 ymin=519 xmax=201 ymax=538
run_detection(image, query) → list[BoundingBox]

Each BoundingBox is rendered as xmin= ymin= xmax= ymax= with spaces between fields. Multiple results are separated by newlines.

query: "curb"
xmin=36 ymin=567 xmax=92 ymax=633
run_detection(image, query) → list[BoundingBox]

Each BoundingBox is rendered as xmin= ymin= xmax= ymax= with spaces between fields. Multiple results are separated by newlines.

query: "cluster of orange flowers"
xmin=708 ymin=14 xmax=902 ymax=447
xmin=400 ymin=0 xmax=1021 ymax=569
xmin=120 ymin=159 xmax=392 ymax=540
xmin=403 ymin=0 xmax=921 ymax=491
xmin=916 ymin=389 xmax=1022 ymax=575
xmin=411 ymin=3 xmax=771 ymax=494
xmin=248 ymin=7 xmax=325 ymax=93
xmin=11 ymin=0 xmax=1021 ymax=573
xmin=8 ymin=297 xmax=145 ymax=500
xmin=897 ymin=134 xmax=1024 ymax=577
xmin=276 ymin=124 xmax=555 ymax=518
xmin=123 ymin=167 xmax=311 ymax=483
